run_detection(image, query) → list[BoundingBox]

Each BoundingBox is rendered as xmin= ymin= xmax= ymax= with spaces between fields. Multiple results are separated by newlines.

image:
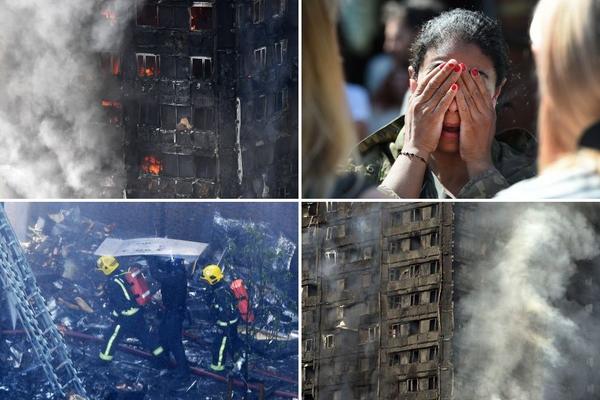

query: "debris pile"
xmin=0 ymin=206 xmax=298 ymax=399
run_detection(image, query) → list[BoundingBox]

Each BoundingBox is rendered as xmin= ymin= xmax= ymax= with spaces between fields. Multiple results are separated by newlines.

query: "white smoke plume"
xmin=455 ymin=204 xmax=600 ymax=400
xmin=0 ymin=0 xmax=133 ymax=197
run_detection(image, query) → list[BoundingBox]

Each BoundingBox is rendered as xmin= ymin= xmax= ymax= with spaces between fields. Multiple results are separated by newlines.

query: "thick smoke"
xmin=455 ymin=204 xmax=600 ymax=400
xmin=0 ymin=0 xmax=133 ymax=197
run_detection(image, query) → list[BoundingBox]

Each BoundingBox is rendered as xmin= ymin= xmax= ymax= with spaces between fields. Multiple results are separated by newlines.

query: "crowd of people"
xmin=303 ymin=0 xmax=600 ymax=199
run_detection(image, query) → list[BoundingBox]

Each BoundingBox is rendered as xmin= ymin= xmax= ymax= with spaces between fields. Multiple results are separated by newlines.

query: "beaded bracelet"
xmin=399 ymin=151 xmax=427 ymax=165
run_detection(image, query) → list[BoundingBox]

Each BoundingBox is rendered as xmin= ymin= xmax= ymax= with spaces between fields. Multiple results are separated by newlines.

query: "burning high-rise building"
xmin=102 ymin=0 xmax=298 ymax=198
xmin=302 ymin=202 xmax=600 ymax=400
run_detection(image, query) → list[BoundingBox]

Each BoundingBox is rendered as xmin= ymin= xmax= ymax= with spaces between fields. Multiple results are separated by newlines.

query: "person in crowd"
xmin=497 ymin=0 xmax=600 ymax=198
xmin=367 ymin=0 xmax=444 ymax=130
xmin=350 ymin=9 xmax=537 ymax=198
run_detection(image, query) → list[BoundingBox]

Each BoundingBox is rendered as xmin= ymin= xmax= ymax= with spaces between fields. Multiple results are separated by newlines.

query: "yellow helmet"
xmin=202 ymin=264 xmax=223 ymax=285
xmin=97 ymin=256 xmax=120 ymax=276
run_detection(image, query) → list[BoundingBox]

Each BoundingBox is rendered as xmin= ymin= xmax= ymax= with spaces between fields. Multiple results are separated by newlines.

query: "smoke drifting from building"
xmin=0 ymin=0 xmax=131 ymax=198
xmin=455 ymin=204 xmax=600 ymax=400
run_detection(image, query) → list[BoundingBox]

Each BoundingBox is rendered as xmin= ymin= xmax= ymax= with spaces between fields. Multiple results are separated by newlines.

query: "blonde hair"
xmin=531 ymin=0 xmax=600 ymax=169
xmin=302 ymin=0 xmax=356 ymax=197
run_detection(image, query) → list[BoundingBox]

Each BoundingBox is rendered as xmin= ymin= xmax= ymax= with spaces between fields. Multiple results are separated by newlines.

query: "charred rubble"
xmin=0 ymin=206 xmax=298 ymax=399
xmin=99 ymin=0 xmax=299 ymax=198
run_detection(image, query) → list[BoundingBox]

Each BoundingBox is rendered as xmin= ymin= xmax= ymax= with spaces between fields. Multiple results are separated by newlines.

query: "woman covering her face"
xmin=497 ymin=0 xmax=600 ymax=199
xmin=346 ymin=9 xmax=537 ymax=199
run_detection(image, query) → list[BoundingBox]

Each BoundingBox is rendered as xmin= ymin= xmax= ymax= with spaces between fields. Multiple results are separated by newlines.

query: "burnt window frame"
xmin=160 ymin=105 xmax=191 ymax=130
xmin=190 ymin=56 xmax=213 ymax=80
xmin=136 ymin=3 xmax=159 ymax=27
xmin=189 ymin=2 xmax=213 ymax=31
xmin=138 ymin=102 xmax=159 ymax=126
xmin=253 ymin=0 xmax=264 ymax=23
xmin=274 ymin=39 xmax=288 ymax=65
xmin=192 ymin=106 xmax=215 ymax=131
xmin=136 ymin=53 xmax=161 ymax=78
xmin=273 ymin=0 xmax=287 ymax=17
xmin=254 ymin=46 xmax=267 ymax=68
xmin=274 ymin=87 xmax=288 ymax=113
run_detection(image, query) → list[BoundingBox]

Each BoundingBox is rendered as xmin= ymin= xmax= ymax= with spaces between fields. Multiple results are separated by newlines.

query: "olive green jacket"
xmin=345 ymin=115 xmax=537 ymax=198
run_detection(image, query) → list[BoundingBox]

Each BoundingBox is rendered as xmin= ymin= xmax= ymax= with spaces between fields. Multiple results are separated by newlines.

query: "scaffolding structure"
xmin=0 ymin=206 xmax=86 ymax=398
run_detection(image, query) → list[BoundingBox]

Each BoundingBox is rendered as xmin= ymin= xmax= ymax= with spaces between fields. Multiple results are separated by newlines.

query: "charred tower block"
xmin=302 ymin=202 xmax=454 ymax=400
xmin=118 ymin=0 xmax=297 ymax=198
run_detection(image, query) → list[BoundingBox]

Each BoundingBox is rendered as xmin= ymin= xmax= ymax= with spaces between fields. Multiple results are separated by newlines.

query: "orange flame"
xmin=101 ymin=100 xmax=122 ymax=109
xmin=101 ymin=9 xmax=117 ymax=24
xmin=142 ymin=156 xmax=163 ymax=176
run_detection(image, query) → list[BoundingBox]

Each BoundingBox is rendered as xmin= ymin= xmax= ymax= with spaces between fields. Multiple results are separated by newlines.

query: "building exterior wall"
xmin=113 ymin=0 xmax=296 ymax=198
xmin=302 ymin=202 xmax=454 ymax=400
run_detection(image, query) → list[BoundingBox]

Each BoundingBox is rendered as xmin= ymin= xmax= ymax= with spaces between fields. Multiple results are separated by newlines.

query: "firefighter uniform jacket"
xmin=105 ymin=274 xmax=140 ymax=318
xmin=209 ymin=281 xmax=239 ymax=328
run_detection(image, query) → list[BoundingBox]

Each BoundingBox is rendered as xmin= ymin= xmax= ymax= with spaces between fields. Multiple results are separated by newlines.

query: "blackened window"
xmin=193 ymin=107 xmax=214 ymax=131
xmin=428 ymin=375 xmax=438 ymax=390
xmin=254 ymin=95 xmax=267 ymax=120
xmin=99 ymin=53 xmax=121 ymax=76
xmin=429 ymin=318 xmax=439 ymax=332
xmin=429 ymin=289 xmax=439 ymax=304
xmin=254 ymin=47 xmax=267 ymax=68
xmin=409 ymin=349 xmax=419 ymax=363
xmin=409 ymin=236 xmax=421 ymax=250
xmin=408 ymin=320 xmax=419 ymax=335
xmin=389 ymin=294 xmax=401 ymax=309
xmin=137 ymin=4 xmax=159 ymax=26
xmin=190 ymin=3 xmax=213 ymax=30
xmin=274 ymin=88 xmax=288 ymax=112
xmin=137 ymin=54 xmax=160 ymax=77
xmin=191 ymin=57 xmax=213 ymax=79
xmin=407 ymin=379 xmax=418 ymax=392
xmin=160 ymin=105 xmax=191 ymax=130
xmin=428 ymin=346 xmax=438 ymax=361
xmin=274 ymin=0 xmax=286 ymax=17
xmin=139 ymin=103 xmax=159 ymax=126
xmin=275 ymin=39 xmax=287 ymax=65
xmin=389 ymin=352 xmax=401 ymax=366
xmin=253 ymin=0 xmax=264 ymax=23
xmin=196 ymin=156 xmax=216 ymax=179
xmin=410 ymin=292 xmax=420 ymax=306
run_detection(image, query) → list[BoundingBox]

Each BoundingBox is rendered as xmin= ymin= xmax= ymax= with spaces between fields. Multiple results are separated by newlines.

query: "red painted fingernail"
xmin=471 ymin=68 xmax=479 ymax=77
xmin=451 ymin=83 xmax=458 ymax=91
xmin=460 ymin=63 xmax=466 ymax=72
xmin=447 ymin=63 xmax=455 ymax=70
xmin=454 ymin=64 xmax=461 ymax=73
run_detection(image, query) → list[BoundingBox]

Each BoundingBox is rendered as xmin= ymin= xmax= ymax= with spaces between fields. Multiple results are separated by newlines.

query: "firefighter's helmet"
xmin=97 ymin=256 xmax=120 ymax=276
xmin=202 ymin=264 xmax=223 ymax=285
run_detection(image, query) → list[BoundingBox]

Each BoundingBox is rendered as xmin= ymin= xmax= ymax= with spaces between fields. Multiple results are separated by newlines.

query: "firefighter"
xmin=97 ymin=255 xmax=167 ymax=367
xmin=151 ymin=256 xmax=190 ymax=379
xmin=201 ymin=264 xmax=245 ymax=373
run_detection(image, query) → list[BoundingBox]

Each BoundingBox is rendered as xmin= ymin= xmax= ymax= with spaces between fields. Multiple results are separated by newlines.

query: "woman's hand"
xmin=456 ymin=68 xmax=496 ymax=177
xmin=404 ymin=59 xmax=462 ymax=158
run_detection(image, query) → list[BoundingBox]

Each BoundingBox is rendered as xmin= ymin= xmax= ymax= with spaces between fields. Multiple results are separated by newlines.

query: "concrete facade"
xmin=302 ymin=202 xmax=454 ymax=400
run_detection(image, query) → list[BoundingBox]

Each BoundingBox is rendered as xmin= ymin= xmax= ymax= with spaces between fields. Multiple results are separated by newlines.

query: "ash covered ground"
xmin=0 ymin=203 xmax=298 ymax=399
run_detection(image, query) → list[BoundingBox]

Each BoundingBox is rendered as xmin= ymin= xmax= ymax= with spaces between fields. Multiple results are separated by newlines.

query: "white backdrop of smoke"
xmin=0 ymin=0 xmax=133 ymax=197
xmin=455 ymin=205 xmax=600 ymax=400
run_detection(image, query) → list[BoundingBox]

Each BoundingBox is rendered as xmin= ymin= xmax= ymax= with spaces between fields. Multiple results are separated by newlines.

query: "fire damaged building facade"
xmin=101 ymin=0 xmax=298 ymax=198
xmin=302 ymin=202 xmax=454 ymax=400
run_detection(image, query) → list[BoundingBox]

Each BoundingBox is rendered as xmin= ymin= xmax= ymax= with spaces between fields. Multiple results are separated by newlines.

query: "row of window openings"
xmin=404 ymin=376 xmax=438 ymax=393
xmin=325 ymin=222 xmax=374 ymax=241
xmin=389 ymin=317 xmax=439 ymax=338
xmin=389 ymin=231 xmax=440 ymax=254
xmin=140 ymin=154 xmax=216 ymax=179
xmin=389 ymin=260 xmax=440 ymax=281
xmin=137 ymin=89 xmax=288 ymax=130
xmin=389 ymin=289 xmax=439 ymax=309
xmin=391 ymin=205 xmax=439 ymax=226
xmin=135 ymin=42 xmax=287 ymax=80
xmin=389 ymin=346 xmax=439 ymax=366
xmin=324 ymin=246 xmax=374 ymax=265
xmin=137 ymin=1 xmax=287 ymax=29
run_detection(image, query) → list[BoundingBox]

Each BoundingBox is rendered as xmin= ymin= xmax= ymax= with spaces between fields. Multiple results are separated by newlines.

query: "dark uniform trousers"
xmin=159 ymin=309 xmax=188 ymax=373
xmin=100 ymin=309 xmax=164 ymax=362
xmin=211 ymin=320 xmax=244 ymax=372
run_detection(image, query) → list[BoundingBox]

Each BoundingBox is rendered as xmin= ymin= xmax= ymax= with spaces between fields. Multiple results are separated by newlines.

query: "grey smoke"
xmin=455 ymin=204 xmax=600 ymax=400
xmin=0 ymin=0 xmax=133 ymax=197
